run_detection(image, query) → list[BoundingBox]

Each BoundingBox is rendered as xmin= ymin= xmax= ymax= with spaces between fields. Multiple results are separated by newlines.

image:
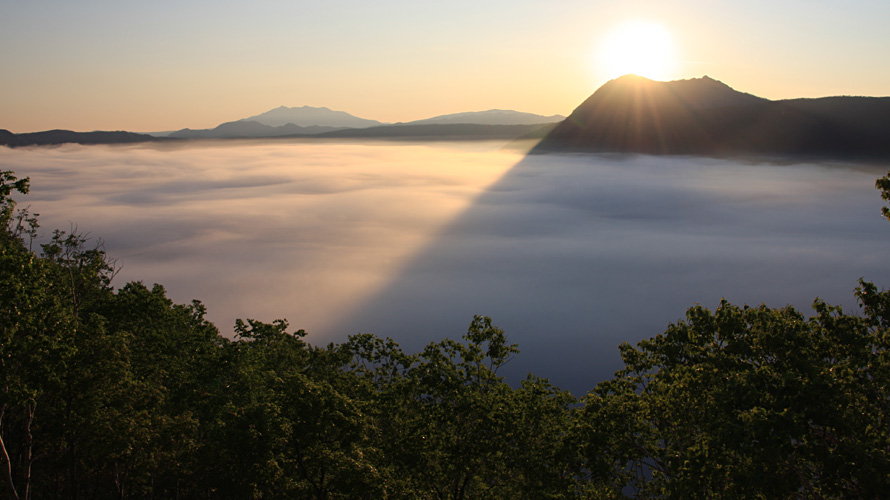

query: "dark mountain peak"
xmin=610 ymin=73 xmax=650 ymax=82
xmin=587 ymin=74 xmax=764 ymax=113
xmin=698 ymin=75 xmax=730 ymax=87
xmin=536 ymin=75 xmax=890 ymax=160
xmin=0 ymin=129 xmax=26 ymax=147
xmin=694 ymin=75 xmax=721 ymax=84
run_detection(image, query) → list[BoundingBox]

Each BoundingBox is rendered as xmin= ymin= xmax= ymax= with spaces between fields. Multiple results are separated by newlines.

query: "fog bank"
xmin=3 ymin=141 xmax=888 ymax=394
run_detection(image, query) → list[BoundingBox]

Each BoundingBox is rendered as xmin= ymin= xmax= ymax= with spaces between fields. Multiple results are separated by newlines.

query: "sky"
xmin=3 ymin=141 xmax=889 ymax=394
xmin=2 ymin=0 xmax=889 ymax=132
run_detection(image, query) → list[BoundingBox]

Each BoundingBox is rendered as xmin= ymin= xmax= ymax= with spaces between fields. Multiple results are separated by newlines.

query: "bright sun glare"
xmin=596 ymin=20 xmax=676 ymax=81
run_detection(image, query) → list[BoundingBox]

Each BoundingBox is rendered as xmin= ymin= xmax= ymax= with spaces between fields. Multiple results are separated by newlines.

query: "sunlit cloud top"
xmin=3 ymin=141 xmax=889 ymax=393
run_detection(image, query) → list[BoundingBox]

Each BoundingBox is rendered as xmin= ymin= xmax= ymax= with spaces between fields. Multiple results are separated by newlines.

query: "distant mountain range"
xmin=0 ymin=106 xmax=560 ymax=146
xmin=402 ymin=109 xmax=565 ymax=126
xmin=236 ymin=105 xmax=563 ymax=128
xmin=165 ymin=107 xmax=565 ymax=139
xmin=534 ymin=74 xmax=890 ymax=161
xmin=4 ymin=78 xmax=889 ymax=161
xmin=0 ymin=129 xmax=163 ymax=147
xmin=168 ymin=121 xmax=343 ymax=139
xmin=315 ymin=123 xmax=557 ymax=140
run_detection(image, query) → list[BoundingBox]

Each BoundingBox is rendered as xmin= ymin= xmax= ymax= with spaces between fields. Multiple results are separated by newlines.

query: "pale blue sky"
xmin=2 ymin=0 xmax=888 ymax=131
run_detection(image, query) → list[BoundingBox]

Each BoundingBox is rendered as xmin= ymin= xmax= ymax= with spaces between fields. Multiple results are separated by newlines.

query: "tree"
xmin=0 ymin=172 xmax=119 ymax=500
xmin=93 ymin=282 xmax=223 ymax=499
xmin=202 ymin=318 xmax=384 ymax=499
xmin=0 ymin=171 xmax=48 ymax=500
xmin=877 ymin=170 xmax=890 ymax=221
xmin=4 ymin=164 xmax=889 ymax=498
xmin=504 ymin=375 xmax=581 ymax=499
xmin=342 ymin=319 xmax=584 ymax=500
xmin=578 ymin=295 xmax=890 ymax=498
xmin=1 ymin=170 xmax=228 ymax=499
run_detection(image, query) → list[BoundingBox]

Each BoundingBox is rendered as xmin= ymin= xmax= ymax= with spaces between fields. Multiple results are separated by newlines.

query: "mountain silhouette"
xmin=404 ymin=109 xmax=564 ymax=126
xmin=0 ymin=129 xmax=164 ymax=147
xmin=168 ymin=121 xmax=343 ymax=139
xmin=165 ymin=109 xmax=564 ymax=140
xmin=240 ymin=105 xmax=383 ymax=128
xmin=6 ymin=78 xmax=888 ymax=154
xmin=315 ymin=123 xmax=554 ymax=140
xmin=0 ymin=129 xmax=25 ymax=147
xmin=534 ymin=74 xmax=890 ymax=161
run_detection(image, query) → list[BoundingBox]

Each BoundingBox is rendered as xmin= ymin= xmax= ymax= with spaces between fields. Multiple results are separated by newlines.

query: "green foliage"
xmin=878 ymin=171 xmax=890 ymax=221
xmin=394 ymin=318 xmax=522 ymax=498
xmin=2 ymin=168 xmax=890 ymax=499
xmin=579 ymin=294 xmax=890 ymax=498
xmin=0 ymin=171 xmax=30 ymax=224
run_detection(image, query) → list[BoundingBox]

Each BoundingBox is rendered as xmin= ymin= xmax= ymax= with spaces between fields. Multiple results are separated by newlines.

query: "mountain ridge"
xmin=315 ymin=123 xmax=555 ymax=140
xmin=0 ymin=129 xmax=166 ymax=147
xmin=4 ymin=76 xmax=889 ymax=157
xmin=534 ymin=75 xmax=890 ymax=161
xmin=403 ymin=109 xmax=564 ymax=126
xmin=239 ymin=105 xmax=383 ymax=128
xmin=162 ymin=107 xmax=563 ymax=139
xmin=168 ymin=121 xmax=344 ymax=139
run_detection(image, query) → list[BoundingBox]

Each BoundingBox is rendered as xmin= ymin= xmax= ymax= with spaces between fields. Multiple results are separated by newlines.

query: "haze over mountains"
xmin=236 ymin=105 xmax=563 ymax=128
xmin=401 ymin=109 xmax=565 ymax=126
xmin=168 ymin=121 xmax=343 ymax=139
xmin=168 ymin=107 xmax=566 ymax=140
xmin=3 ymin=75 xmax=889 ymax=162
xmin=240 ymin=105 xmax=385 ymax=128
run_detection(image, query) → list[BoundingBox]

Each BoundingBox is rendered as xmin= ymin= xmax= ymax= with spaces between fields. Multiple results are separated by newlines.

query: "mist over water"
xmin=3 ymin=140 xmax=889 ymax=395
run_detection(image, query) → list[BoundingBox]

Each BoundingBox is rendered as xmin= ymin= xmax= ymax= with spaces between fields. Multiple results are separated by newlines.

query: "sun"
xmin=595 ymin=20 xmax=677 ymax=81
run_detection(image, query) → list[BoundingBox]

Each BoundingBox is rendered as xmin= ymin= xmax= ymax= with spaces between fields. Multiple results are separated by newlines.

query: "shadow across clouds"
xmin=327 ymin=152 xmax=890 ymax=395
xmin=3 ymin=141 xmax=889 ymax=395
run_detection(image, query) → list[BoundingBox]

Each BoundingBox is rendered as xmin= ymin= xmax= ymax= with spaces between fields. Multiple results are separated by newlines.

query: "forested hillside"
xmin=2 ymin=169 xmax=889 ymax=498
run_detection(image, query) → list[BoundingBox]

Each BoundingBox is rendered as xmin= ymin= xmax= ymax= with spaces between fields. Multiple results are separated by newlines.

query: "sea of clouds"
xmin=3 ymin=139 xmax=889 ymax=394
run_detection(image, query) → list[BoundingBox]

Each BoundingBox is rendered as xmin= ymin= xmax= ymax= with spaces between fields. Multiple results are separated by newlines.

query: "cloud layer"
xmin=3 ymin=141 xmax=889 ymax=394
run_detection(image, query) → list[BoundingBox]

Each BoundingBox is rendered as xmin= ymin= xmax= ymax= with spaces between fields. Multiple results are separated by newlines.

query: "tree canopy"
xmin=1 ymin=169 xmax=889 ymax=498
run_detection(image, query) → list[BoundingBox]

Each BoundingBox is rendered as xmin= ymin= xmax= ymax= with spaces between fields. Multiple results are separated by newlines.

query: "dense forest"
xmin=2 ymin=168 xmax=889 ymax=499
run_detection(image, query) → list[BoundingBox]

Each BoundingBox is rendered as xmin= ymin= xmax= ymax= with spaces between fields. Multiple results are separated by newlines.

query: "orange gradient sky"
xmin=2 ymin=0 xmax=889 ymax=132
